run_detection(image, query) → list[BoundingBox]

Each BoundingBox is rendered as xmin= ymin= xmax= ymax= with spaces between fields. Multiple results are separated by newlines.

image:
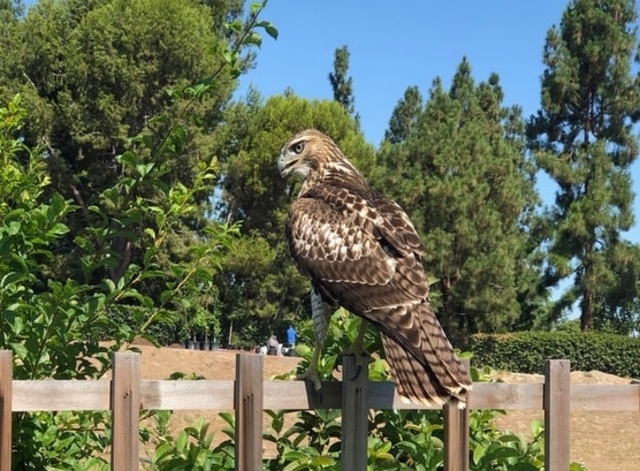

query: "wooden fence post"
xmin=0 ymin=351 xmax=12 ymax=471
xmin=235 ymin=354 xmax=263 ymax=471
xmin=111 ymin=352 xmax=140 ymax=471
xmin=544 ymin=359 xmax=570 ymax=471
xmin=341 ymin=355 xmax=368 ymax=471
xmin=444 ymin=358 xmax=470 ymax=471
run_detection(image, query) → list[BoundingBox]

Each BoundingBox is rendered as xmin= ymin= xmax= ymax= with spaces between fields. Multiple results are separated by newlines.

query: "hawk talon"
xmin=297 ymin=362 xmax=324 ymax=402
xmin=297 ymin=369 xmax=322 ymax=392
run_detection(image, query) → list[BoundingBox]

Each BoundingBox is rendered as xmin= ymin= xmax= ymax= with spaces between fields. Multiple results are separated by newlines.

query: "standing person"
xmin=286 ymin=324 xmax=299 ymax=349
xmin=267 ymin=334 xmax=279 ymax=356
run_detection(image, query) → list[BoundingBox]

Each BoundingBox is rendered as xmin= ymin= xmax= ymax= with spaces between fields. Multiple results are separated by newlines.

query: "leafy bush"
xmin=0 ymin=3 xmax=276 ymax=466
xmin=467 ymin=331 xmax=640 ymax=377
xmin=144 ymin=411 xmax=235 ymax=471
xmin=145 ymin=313 xmax=588 ymax=471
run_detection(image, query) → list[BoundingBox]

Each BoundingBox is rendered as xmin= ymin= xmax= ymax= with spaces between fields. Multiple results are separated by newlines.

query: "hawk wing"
xmin=286 ymin=184 xmax=471 ymax=405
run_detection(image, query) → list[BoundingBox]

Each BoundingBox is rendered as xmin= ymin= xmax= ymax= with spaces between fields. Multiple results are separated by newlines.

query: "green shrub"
xmin=145 ymin=314 xmax=590 ymax=470
xmin=144 ymin=411 xmax=235 ymax=471
xmin=0 ymin=4 xmax=277 ymax=468
xmin=467 ymin=332 xmax=640 ymax=377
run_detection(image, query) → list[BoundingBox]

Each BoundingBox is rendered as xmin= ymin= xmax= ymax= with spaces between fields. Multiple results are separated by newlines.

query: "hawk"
xmin=277 ymin=129 xmax=471 ymax=406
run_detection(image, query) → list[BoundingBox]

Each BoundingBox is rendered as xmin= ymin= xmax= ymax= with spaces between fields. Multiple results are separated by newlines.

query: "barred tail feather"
xmin=381 ymin=334 xmax=447 ymax=407
xmin=416 ymin=303 xmax=471 ymax=397
xmin=379 ymin=302 xmax=471 ymax=407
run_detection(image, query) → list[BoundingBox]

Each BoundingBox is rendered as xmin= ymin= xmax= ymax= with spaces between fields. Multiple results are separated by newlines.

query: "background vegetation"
xmin=2 ymin=0 xmax=639 ymax=347
xmin=0 ymin=0 xmax=639 ymax=468
xmin=468 ymin=331 xmax=640 ymax=378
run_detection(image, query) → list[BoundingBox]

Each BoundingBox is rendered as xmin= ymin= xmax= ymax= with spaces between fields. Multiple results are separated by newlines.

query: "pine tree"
xmin=377 ymin=59 xmax=543 ymax=336
xmin=384 ymin=85 xmax=423 ymax=144
xmin=527 ymin=0 xmax=640 ymax=331
xmin=328 ymin=45 xmax=356 ymax=115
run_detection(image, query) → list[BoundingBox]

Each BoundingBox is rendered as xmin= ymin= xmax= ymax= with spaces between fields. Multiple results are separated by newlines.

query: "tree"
xmin=0 ymin=1 xmax=275 ymax=463
xmin=375 ymin=59 xmax=543 ymax=336
xmin=328 ymin=45 xmax=356 ymax=116
xmin=384 ymin=85 xmax=423 ymax=144
xmin=213 ymin=93 xmax=375 ymax=345
xmin=0 ymin=0 xmax=21 ymax=21
xmin=0 ymin=91 xmax=240 ymax=469
xmin=526 ymin=0 xmax=640 ymax=331
xmin=0 ymin=0 xmax=242 ymax=281
xmin=0 ymin=0 xmax=252 ymax=301
xmin=596 ymin=242 xmax=640 ymax=334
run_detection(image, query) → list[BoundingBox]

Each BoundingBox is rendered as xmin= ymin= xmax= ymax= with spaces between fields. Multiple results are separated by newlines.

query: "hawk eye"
xmin=291 ymin=141 xmax=305 ymax=154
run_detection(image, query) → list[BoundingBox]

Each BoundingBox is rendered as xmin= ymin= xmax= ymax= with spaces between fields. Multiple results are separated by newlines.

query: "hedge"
xmin=466 ymin=331 xmax=640 ymax=378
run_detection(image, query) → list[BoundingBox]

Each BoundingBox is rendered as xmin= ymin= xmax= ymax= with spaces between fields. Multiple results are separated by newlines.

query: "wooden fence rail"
xmin=0 ymin=351 xmax=638 ymax=471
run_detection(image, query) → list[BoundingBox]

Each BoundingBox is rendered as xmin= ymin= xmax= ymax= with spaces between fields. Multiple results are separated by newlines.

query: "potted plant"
xmin=192 ymin=301 xmax=222 ymax=350
xmin=177 ymin=298 xmax=198 ymax=349
xmin=192 ymin=308 xmax=210 ymax=350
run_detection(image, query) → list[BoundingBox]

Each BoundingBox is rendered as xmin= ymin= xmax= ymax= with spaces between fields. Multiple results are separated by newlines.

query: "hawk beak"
xmin=276 ymin=154 xmax=285 ymax=175
xmin=277 ymin=153 xmax=295 ymax=178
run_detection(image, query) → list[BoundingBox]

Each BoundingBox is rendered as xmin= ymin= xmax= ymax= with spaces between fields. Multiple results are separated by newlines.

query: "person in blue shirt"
xmin=286 ymin=324 xmax=298 ymax=349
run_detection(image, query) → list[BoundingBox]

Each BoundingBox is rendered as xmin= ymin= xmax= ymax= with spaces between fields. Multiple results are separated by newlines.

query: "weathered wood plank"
xmin=235 ymin=354 xmax=263 ymax=471
xmin=14 ymin=381 xmax=111 ymax=411
xmin=341 ymin=355 xmax=368 ymax=471
xmin=0 ymin=351 xmax=12 ymax=471
xmin=111 ymin=352 xmax=140 ymax=471
xmin=140 ymin=380 xmax=235 ymax=410
xmin=368 ymin=381 xmax=546 ymax=411
xmin=367 ymin=381 xmax=442 ymax=410
xmin=263 ymin=380 xmax=342 ymax=410
xmin=469 ymin=382 xmax=544 ymax=410
xmin=6 ymin=376 xmax=640 ymax=412
xmin=544 ymin=360 xmax=570 ymax=471
xmin=444 ymin=400 xmax=466 ymax=471
xmin=571 ymin=383 xmax=640 ymax=411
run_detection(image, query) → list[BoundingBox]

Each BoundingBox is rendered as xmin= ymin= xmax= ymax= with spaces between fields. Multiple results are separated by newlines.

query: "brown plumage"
xmin=277 ymin=129 xmax=471 ymax=406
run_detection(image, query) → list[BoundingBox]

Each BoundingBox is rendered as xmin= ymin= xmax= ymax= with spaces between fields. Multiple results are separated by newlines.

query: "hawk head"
xmin=277 ymin=129 xmax=366 ymax=192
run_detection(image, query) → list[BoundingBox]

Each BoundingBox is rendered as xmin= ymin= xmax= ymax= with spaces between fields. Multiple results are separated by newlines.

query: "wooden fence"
xmin=0 ymin=350 xmax=638 ymax=471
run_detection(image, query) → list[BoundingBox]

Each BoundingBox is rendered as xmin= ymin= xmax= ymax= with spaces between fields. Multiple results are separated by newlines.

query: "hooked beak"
xmin=277 ymin=153 xmax=296 ymax=178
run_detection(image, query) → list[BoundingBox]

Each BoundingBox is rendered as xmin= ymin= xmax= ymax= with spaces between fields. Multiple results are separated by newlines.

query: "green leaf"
xmin=264 ymin=23 xmax=278 ymax=40
xmin=243 ymin=31 xmax=262 ymax=48
xmin=473 ymin=444 xmax=487 ymax=464
xmin=512 ymin=463 xmax=540 ymax=471
xmin=46 ymin=223 xmax=69 ymax=237
xmin=10 ymin=342 xmax=28 ymax=360
xmin=136 ymin=162 xmax=155 ymax=177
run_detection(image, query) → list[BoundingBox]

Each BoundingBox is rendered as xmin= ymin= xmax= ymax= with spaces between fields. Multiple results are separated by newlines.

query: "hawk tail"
xmin=380 ymin=303 xmax=471 ymax=407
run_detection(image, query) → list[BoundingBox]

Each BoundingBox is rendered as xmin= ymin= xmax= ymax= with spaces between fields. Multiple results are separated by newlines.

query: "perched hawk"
xmin=277 ymin=129 xmax=471 ymax=406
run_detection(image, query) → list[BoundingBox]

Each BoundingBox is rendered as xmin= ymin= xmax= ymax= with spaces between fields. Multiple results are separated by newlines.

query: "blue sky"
xmin=239 ymin=1 xmax=564 ymax=143
xmin=237 ymin=0 xmax=640 ymax=244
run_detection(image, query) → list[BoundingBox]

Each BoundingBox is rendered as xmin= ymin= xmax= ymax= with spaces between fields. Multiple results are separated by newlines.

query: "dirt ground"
xmin=128 ymin=341 xmax=639 ymax=471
